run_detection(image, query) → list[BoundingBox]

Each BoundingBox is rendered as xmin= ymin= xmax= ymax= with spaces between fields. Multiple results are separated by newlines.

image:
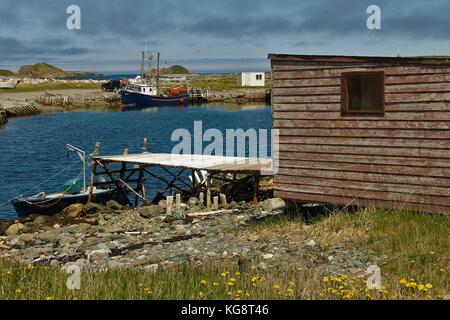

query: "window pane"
xmin=347 ymin=74 xmax=383 ymax=112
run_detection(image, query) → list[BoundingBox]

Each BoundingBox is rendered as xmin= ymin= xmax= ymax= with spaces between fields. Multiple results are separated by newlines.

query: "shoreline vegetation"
xmin=0 ymin=207 xmax=448 ymax=300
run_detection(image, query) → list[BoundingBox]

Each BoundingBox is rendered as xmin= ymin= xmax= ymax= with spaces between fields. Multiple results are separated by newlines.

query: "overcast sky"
xmin=0 ymin=0 xmax=449 ymax=73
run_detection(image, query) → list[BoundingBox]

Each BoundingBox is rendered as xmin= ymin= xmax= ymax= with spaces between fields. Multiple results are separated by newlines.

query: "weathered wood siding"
xmin=270 ymin=55 xmax=450 ymax=214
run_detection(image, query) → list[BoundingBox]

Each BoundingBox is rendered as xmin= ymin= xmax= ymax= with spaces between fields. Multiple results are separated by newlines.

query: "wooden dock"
xmin=89 ymin=152 xmax=273 ymax=206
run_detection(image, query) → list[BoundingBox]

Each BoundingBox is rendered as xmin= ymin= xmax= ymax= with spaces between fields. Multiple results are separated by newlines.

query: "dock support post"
xmin=206 ymin=188 xmax=211 ymax=209
xmin=220 ymin=193 xmax=228 ymax=209
xmin=88 ymin=161 xmax=97 ymax=203
xmin=176 ymin=193 xmax=181 ymax=210
xmin=253 ymin=173 xmax=260 ymax=204
xmin=166 ymin=196 xmax=174 ymax=214
xmin=213 ymin=196 xmax=219 ymax=211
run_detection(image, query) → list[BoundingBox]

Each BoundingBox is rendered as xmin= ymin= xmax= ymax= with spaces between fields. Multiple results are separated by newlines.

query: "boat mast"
xmin=157 ymin=52 xmax=160 ymax=94
xmin=140 ymin=51 xmax=145 ymax=80
xmin=65 ymin=144 xmax=86 ymax=192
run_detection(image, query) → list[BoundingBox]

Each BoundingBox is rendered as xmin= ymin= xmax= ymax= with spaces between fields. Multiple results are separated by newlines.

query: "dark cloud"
xmin=0 ymin=0 xmax=448 ymax=68
xmin=0 ymin=37 xmax=90 ymax=58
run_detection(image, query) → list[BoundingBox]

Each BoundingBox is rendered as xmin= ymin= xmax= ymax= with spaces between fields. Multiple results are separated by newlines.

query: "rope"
xmin=0 ymin=149 xmax=98 ymax=210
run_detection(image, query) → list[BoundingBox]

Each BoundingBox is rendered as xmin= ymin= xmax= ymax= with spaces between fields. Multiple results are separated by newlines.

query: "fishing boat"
xmin=0 ymin=80 xmax=16 ymax=89
xmin=120 ymin=51 xmax=189 ymax=109
xmin=11 ymin=144 xmax=125 ymax=218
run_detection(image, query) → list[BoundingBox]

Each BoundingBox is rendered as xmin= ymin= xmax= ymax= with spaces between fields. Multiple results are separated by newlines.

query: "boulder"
xmin=262 ymin=198 xmax=286 ymax=212
xmin=106 ymin=200 xmax=124 ymax=211
xmin=83 ymin=202 xmax=110 ymax=215
xmin=33 ymin=216 xmax=47 ymax=225
xmin=61 ymin=203 xmax=84 ymax=218
xmin=5 ymin=223 xmax=27 ymax=236
xmin=19 ymin=233 xmax=35 ymax=244
xmin=139 ymin=205 xmax=165 ymax=218
xmin=37 ymin=229 xmax=60 ymax=242
xmin=188 ymin=197 xmax=199 ymax=207
xmin=78 ymin=223 xmax=92 ymax=231
xmin=158 ymin=200 xmax=167 ymax=209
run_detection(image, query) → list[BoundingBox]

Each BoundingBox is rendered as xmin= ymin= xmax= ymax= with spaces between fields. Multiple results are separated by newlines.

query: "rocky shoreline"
xmin=0 ymin=198 xmax=375 ymax=276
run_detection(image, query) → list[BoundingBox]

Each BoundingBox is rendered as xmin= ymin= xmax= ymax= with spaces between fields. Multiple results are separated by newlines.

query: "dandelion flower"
xmin=227 ymin=282 xmax=235 ymax=286
xmin=200 ymin=280 xmax=207 ymax=285
xmin=400 ymin=279 xmax=407 ymax=285
xmin=15 ymin=289 xmax=22 ymax=294
xmin=46 ymin=297 xmax=54 ymax=301
xmin=426 ymin=283 xmax=433 ymax=289
xmin=274 ymin=284 xmax=281 ymax=290
xmin=322 ymin=276 xmax=330 ymax=283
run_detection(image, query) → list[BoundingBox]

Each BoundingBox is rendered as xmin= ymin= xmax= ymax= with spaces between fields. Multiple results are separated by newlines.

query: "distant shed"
xmin=269 ymin=54 xmax=450 ymax=214
xmin=240 ymin=72 xmax=266 ymax=87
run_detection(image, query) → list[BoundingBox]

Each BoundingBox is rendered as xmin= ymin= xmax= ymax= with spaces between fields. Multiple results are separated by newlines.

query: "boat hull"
xmin=120 ymin=91 xmax=189 ymax=109
xmin=11 ymin=189 xmax=125 ymax=218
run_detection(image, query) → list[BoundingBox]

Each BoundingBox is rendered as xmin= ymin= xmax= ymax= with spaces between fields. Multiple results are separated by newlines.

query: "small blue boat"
xmin=11 ymin=188 xmax=121 ymax=218
xmin=10 ymin=144 xmax=126 ymax=218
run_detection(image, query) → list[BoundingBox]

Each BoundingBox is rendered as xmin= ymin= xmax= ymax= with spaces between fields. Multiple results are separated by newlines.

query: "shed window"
xmin=341 ymin=72 xmax=385 ymax=115
xmin=256 ymin=74 xmax=263 ymax=80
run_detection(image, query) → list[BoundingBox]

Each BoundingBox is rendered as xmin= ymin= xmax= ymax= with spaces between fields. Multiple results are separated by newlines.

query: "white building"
xmin=239 ymin=72 xmax=265 ymax=87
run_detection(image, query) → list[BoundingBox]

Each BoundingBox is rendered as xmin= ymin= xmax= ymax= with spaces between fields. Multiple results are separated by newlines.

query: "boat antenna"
xmin=66 ymin=144 xmax=86 ymax=192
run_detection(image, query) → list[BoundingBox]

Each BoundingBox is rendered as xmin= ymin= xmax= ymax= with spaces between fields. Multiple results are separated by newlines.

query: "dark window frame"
xmin=341 ymin=71 xmax=386 ymax=116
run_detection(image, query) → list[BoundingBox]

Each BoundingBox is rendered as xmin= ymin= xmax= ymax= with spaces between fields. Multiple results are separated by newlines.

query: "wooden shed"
xmin=269 ymin=54 xmax=450 ymax=214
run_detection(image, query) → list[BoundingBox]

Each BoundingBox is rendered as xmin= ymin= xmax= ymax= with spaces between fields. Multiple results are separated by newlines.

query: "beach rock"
xmin=106 ymin=200 xmax=124 ymax=211
xmin=229 ymin=201 xmax=241 ymax=210
xmin=37 ymin=229 xmax=61 ymax=242
xmin=307 ymin=240 xmax=317 ymax=248
xmin=59 ymin=236 xmax=76 ymax=247
xmin=61 ymin=203 xmax=84 ymax=218
xmin=5 ymin=223 xmax=27 ymax=236
xmin=102 ymin=225 xmax=124 ymax=234
xmin=49 ymin=259 xmax=60 ymax=268
xmin=33 ymin=216 xmax=47 ymax=225
xmin=158 ymin=200 xmax=167 ymax=209
xmin=262 ymin=198 xmax=286 ymax=212
xmin=78 ymin=223 xmax=92 ymax=231
xmin=88 ymin=249 xmax=111 ymax=262
xmin=83 ymin=202 xmax=109 ymax=215
xmin=188 ymin=197 xmax=199 ymax=207
xmin=139 ymin=205 xmax=164 ymax=218
xmin=19 ymin=233 xmax=35 ymax=244
xmin=9 ymin=237 xmax=25 ymax=248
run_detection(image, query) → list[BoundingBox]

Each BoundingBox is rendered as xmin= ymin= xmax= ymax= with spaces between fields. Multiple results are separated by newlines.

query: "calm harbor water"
xmin=0 ymin=104 xmax=272 ymax=220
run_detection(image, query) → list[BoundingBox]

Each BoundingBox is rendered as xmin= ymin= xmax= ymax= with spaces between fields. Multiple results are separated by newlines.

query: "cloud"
xmin=0 ymin=37 xmax=90 ymax=58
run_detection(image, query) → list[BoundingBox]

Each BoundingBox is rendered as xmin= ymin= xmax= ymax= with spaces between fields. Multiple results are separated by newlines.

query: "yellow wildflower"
xmin=322 ymin=276 xmax=330 ymax=283
xmin=46 ymin=297 xmax=54 ymax=301
xmin=426 ymin=283 xmax=433 ymax=289
xmin=227 ymin=282 xmax=235 ymax=286
xmin=15 ymin=289 xmax=22 ymax=294
xmin=400 ymin=279 xmax=407 ymax=285
xmin=200 ymin=279 xmax=207 ymax=285
xmin=274 ymin=284 xmax=281 ymax=290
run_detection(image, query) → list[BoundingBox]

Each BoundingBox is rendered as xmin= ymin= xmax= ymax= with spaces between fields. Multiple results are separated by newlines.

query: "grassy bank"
xmin=0 ymin=82 xmax=102 ymax=94
xmin=0 ymin=209 xmax=448 ymax=300
xmin=189 ymin=75 xmax=270 ymax=90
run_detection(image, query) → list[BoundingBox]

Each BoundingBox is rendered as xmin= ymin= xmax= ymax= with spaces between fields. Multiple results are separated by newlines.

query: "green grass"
xmin=0 ymin=209 xmax=448 ymax=300
xmin=0 ymin=69 xmax=15 ymax=77
xmin=0 ymin=82 xmax=101 ymax=94
xmin=189 ymin=76 xmax=270 ymax=90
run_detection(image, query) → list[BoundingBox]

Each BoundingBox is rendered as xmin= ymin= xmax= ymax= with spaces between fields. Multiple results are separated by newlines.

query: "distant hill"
xmin=149 ymin=65 xmax=190 ymax=76
xmin=0 ymin=69 xmax=15 ymax=77
xmin=15 ymin=63 xmax=104 ymax=79
xmin=17 ymin=63 xmax=67 ymax=78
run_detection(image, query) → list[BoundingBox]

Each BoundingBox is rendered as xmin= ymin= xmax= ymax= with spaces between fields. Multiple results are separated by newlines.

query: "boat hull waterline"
xmin=120 ymin=90 xmax=189 ymax=109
